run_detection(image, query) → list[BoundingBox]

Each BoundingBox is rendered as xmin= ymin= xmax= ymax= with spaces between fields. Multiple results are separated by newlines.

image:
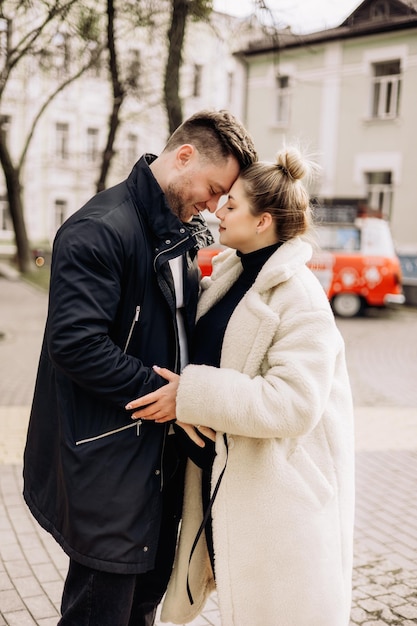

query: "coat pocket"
xmin=287 ymin=444 xmax=334 ymax=507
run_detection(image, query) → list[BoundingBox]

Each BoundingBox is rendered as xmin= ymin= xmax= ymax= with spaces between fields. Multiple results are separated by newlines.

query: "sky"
xmin=213 ymin=0 xmax=363 ymax=34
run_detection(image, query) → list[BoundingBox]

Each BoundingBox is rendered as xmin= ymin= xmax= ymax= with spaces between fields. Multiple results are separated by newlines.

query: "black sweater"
xmin=175 ymin=243 xmax=280 ymax=469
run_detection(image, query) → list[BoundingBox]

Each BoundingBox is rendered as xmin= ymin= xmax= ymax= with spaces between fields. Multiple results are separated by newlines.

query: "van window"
xmin=317 ymin=225 xmax=361 ymax=252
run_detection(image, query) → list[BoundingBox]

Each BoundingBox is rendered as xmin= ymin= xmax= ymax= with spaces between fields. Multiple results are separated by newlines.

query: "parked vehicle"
xmin=398 ymin=253 xmax=417 ymax=307
xmin=198 ymin=210 xmax=405 ymax=318
xmin=310 ymin=215 xmax=405 ymax=317
xmin=197 ymin=244 xmax=225 ymax=278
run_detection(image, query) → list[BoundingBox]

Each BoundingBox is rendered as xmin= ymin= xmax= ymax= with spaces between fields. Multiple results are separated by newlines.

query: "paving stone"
xmin=2 ymin=611 xmax=37 ymax=626
xmin=0 ymin=588 xmax=25 ymax=612
xmin=30 ymin=563 xmax=62 ymax=584
xmin=392 ymin=603 xmax=417 ymax=620
xmin=13 ymin=575 xmax=43 ymax=599
xmin=22 ymin=594 xmax=59 ymax=621
xmin=0 ymin=571 xmax=13 ymax=592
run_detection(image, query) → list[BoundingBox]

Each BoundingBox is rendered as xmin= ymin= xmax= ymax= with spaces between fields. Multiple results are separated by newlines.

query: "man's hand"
xmin=125 ymin=366 xmax=179 ymax=424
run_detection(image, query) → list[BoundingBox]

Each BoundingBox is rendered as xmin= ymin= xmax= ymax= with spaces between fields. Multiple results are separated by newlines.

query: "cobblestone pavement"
xmin=1 ymin=274 xmax=417 ymax=625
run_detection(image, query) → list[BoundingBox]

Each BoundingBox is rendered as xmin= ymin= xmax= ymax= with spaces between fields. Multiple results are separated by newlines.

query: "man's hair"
xmin=163 ymin=109 xmax=258 ymax=169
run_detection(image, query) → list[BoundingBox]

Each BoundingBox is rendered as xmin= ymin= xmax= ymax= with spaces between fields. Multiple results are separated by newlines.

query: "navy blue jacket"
xmin=23 ymin=155 xmax=213 ymax=573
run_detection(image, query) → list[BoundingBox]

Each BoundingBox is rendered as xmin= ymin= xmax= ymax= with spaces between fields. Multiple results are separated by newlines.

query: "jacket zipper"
xmin=153 ymin=238 xmax=188 ymax=271
xmin=76 ymin=421 xmax=139 ymax=445
xmin=159 ymin=315 xmax=179 ymax=491
xmin=152 ymin=223 xmax=209 ymax=272
xmin=154 ymin=234 xmax=202 ymax=489
xmin=124 ymin=305 xmax=142 ymax=435
xmin=154 ymin=244 xmax=184 ymax=490
xmin=124 ymin=305 xmax=141 ymax=353
xmin=75 ymin=305 xmax=142 ymax=446
xmin=159 ymin=428 xmax=167 ymax=492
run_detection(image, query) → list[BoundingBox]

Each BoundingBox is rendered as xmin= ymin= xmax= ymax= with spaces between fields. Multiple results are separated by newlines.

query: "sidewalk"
xmin=1 ymin=276 xmax=417 ymax=625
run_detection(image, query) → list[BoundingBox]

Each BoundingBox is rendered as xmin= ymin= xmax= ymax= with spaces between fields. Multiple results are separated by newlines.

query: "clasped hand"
xmin=125 ymin=366 xmax=179 ymax=424
xmin=125 ymin=365 xmax=215 ymax=447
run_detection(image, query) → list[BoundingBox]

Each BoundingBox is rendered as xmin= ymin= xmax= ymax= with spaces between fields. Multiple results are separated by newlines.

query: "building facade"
xmin=238 ymin=0 xmax=417 ymax=253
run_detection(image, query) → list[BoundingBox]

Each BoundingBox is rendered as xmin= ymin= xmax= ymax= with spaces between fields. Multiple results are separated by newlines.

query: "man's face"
xmin=166 ymin=150 xmax=240 ymax=223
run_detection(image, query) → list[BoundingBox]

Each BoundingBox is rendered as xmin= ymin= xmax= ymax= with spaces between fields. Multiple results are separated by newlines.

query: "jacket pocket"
xmin=287 ymin=444 xmax=334 ymax=507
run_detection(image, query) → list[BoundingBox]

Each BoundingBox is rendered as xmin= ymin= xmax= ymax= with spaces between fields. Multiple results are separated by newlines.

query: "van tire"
xmin=332 ymin=293 xmax=364 ymax=318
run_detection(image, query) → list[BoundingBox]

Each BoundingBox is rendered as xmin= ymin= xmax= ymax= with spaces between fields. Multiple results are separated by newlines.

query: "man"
xmin=23 ymin=109 xmax=257 ymax=625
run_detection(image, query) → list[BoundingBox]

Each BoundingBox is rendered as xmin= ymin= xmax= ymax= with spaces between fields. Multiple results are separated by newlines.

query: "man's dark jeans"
xmin=58 ymin=436 xmax=185 ymax=626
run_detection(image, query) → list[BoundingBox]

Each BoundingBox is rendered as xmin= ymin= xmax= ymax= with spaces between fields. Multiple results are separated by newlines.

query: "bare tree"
xmin=164 ymin=0 xmax=189 ymax=134
xmin=0 ymin=0 xmax=104 ymax=273
xmin=95 ymin=0 xmax=166 ymax=191
xmin=164 ymin=0 xmax=213 ymax=134
xmin=96 ymin=0 xmax=214 ymax=190
xmin=96 ymin=0 xmax=124 ymax=192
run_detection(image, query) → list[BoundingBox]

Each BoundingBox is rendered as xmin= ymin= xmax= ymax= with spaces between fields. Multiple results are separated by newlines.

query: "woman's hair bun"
xmin=275 ymin=147 xmax=307 ymax=181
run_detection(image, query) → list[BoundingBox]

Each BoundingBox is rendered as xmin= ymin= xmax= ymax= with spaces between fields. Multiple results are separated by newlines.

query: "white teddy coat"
xmin=161 ymin=238 xmax=355 ymax=626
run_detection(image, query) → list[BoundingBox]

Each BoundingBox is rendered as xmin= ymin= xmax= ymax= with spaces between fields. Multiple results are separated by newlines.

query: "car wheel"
xmin=332 ymin=293 xmax=364 ymax=318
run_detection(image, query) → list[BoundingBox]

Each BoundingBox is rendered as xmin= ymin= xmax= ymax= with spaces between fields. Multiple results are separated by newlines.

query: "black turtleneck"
xmin=191 ymin=243 xmax=280 ymax=367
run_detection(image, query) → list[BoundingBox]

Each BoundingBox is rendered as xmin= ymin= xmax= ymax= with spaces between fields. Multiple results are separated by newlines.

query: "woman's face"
xmin=215 ymin=177 xmax=263 ymax=254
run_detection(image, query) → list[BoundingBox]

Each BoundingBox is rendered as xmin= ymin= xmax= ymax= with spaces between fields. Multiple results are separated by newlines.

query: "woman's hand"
xmin=125 ymin=366 xmax=179 ymax=424
xmin=176 ymin=421 xmax=216 ymax=447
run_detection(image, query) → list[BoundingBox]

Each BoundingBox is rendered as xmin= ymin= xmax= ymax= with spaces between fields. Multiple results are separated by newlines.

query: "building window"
xmin=56 ymin=122 xmax=69 ymax=160
xmin=227 ymin=71 xmax=234 ymax=105
xmin=87 ymin=42 xmax=102 ymax=78
xmin=0 ymin=17 xmax=10 ymax=60
xmin=365 ymin=171 xmax=392 ymax=220
xmin=54 ymin=199 xmax=67 ymax=231
xmin=371 ymin=60 xmax=401 ymax=119
xmin=193 ymin=64 xmax=203 ymax=98
xmin=126 ymin=132 xmax=138 ymax=165
xmin=276 ymin=75 xmax=290 ymax=124
xmin=86 ymin=127 xmax=99 ymax=162
xmin=53 ymin=31 xmax=70 ymax=77
xmin=126 ymin=49 xmax=141 ymax=89
xmin=370 ymin=0 xmax=389 ymax=19
xmin=0 ymin=114 xmax=11 ymax=144
xmin=39 ymin=31 xmax=70 ymax=76
xmin=0 ymin=196 xmax=12 ymax=232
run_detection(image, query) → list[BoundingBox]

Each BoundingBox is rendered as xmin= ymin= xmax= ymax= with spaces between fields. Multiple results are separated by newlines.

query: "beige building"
xmin=237 ymin=0 xmax=417 ymax=253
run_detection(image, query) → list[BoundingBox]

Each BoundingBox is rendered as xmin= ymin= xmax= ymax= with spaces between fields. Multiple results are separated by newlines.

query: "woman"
xmin=127 ymin=147 xmax=355 ymax=626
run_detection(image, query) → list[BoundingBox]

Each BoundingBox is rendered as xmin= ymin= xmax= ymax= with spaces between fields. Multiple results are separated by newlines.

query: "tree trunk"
xmin=96 ymin=0 xmax=125 ymax=193
xmin=96 ymin=99 xmax=123 ymax=193
xmin=164 ymin=0 xmax=189 ymax=135
xmin=0 ymin=133 xmax=31 ymax=273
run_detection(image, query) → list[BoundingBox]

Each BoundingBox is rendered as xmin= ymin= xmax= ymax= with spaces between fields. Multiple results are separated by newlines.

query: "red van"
xmin=309 ymin=216 xmax=405 ymax=317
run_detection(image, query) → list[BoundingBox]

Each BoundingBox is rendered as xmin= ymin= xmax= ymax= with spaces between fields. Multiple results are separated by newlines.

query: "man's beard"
xmin=165 ymin=181 xmax=192 ymax=223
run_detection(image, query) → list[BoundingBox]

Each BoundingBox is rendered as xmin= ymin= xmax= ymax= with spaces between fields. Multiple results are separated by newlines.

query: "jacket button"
xmin=165 ymin=239 xmax=171 ymax=244
xmin=180 ymin=228 xmax=185 ymax=234
xmin=155 ymin=469 xmax=160 ymax=475
xmin=143 ymin=546 xmax=149 ymax=552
